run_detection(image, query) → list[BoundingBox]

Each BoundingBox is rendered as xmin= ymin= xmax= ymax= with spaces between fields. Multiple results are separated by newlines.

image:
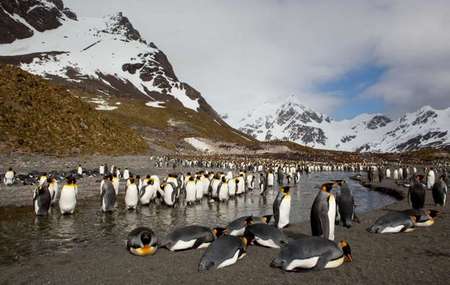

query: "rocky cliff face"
xmin=0 ymin=0 xmax=76 ymax=44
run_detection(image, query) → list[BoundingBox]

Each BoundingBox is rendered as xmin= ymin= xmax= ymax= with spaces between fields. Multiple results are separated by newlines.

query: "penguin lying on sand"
xmin=271 ymin=237 xmax=352 ymax=271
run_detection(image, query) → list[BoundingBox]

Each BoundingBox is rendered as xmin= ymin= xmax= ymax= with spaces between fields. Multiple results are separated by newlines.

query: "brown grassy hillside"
xmin=0 ymin=65 xmax=147 ymax=155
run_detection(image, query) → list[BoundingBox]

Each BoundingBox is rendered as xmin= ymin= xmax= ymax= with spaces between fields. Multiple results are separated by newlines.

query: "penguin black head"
xmin=270 ymin=257 xmax=285 ymax=268
xmin=141 ymin=232 xmax=151 ymax=245
xmin=281 ymin=186 xmax=290 ymax=194
xmin=339 ymin=240 xmax=352 ymax=262
xmin=129 ymin=178 xmax=135 ymax=184
xmin=262 ymin=215 xmax=272 ymax=224
xmin=136 ymin=175 xmax=141 ymax=179
xmin=198 ymin=260 xmax=214 ymax=272
xmin=321 ymin=183 xmax=334 ymax=192
xmin=189 ymin=176 xmax=195 ymax=181
xmin=221 ymin=176 xmax=226 ymax=183
xmin=212 ymin=227 xmax=225 ymax=238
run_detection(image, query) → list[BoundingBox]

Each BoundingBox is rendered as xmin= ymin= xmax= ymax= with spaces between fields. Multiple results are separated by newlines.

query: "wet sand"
xmin=1 ymin=176 xmax=448 ymax=284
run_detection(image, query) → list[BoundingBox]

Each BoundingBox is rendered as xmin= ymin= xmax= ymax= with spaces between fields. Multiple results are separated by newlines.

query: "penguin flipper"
xmin=315 ymin=251 xmax=333 ymax=270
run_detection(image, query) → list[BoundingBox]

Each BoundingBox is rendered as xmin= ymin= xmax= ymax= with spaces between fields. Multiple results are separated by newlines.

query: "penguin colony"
xmin=2 ymin=157 xmax=448 ymax=273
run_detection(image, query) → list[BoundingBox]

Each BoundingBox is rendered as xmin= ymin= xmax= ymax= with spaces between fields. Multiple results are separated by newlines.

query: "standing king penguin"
xmin=273 ymin=186 xmax=291 ymax=229
xmin=311 ymin=182 xmax=337 ymax=240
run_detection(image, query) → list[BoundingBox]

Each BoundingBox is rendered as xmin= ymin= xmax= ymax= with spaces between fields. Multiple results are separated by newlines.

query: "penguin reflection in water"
xmin=271 ymin=237 xmax=352 ymax=271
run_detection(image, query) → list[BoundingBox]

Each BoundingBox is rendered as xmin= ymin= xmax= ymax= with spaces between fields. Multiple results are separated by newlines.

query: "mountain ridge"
xmin=227 ymin=95 xmax=450 ymax=153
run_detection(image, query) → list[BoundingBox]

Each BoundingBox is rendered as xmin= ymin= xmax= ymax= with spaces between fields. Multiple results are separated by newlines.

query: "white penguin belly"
xmin=59 ymin=190 xmax=76 ymax=213
xmin=286 ymin=257 xmax=320 ymax=270
xmin=185 ymin=184 xmax=196 ymax=202
xmin=278 ymin=196 xmax=291 ymax=228
xmin=164 ymin=187 xmax=175 ymax=206
xmin=219 ymin=185 xmax=228 ymax=201
xmin=125 ymin=187 xmax=139 ymax=208
xmin=380 ymin=225 xmax=405 ymax=233
xmin=170 ymin=239 xmax=196 ymax=251
xmin=327 ymin=195 xmax=336 ymax=240
xmin=255 ymin=237 xmax=279 ymax=248
xmin=196 ymin=184 xmax=203 ymax=200
xmin=217 ymin=250 xmax=240 ymax=269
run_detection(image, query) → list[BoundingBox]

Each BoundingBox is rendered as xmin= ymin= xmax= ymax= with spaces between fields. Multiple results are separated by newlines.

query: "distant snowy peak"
xmin=0 ymin=2 xmax=204 ymax=112
xmin=229 ymin=98 xmax=450 ymax=153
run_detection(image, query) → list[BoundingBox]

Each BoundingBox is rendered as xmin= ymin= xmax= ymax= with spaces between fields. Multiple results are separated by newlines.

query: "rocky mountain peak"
xmin=103 ymin=12 xmax=142 ymax=42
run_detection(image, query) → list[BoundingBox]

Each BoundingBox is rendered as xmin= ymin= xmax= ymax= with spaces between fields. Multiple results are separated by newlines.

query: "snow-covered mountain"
xmin=228 ymin=95 xmax=450 ymax=152
xmin=0 ymin=0 xmax=220 ymax=116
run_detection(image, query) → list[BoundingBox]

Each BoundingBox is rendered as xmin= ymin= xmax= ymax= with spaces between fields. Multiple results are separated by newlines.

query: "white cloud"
xmin=68 ymin=0 xmax=450 ymax=119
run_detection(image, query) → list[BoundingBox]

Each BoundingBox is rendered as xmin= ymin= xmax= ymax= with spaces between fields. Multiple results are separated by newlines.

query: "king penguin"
xmin=273 ymin=186 xmax=291 ymax=229
xmin=311 ymin=182 xmax=336 ymax=240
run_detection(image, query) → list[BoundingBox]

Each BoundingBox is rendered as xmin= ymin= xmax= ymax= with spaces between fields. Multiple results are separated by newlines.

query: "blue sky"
xmin=315 ymin=64 xmax=386 ymax=119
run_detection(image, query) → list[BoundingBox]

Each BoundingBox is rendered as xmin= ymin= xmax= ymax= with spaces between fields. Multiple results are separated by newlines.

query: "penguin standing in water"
xmin=335 ymin=180 xmax=358 ymax=228
xmin=310 ymin=182 xmax=336 ymax=240
xmin=125 ymin=178 xmax=139 ymax=210
xmin=237 ymin=174 xmax=245 ymax=195
xmin=259 ymin=173 xmax=267 ymax=195
xmin=59 ymin=177 xmax=78 ymax=215
xmin=161 ymin=225 xmax=224 ymax=251
xmin=48 ymin=177 xmax=59 ymax=205
xmin=140 ymin=178 xmax=157 ymax=206
xmin=218 ymin=176 xmax=229 ymax=202
xmin=246 ymin=173 xmax=255 ymax=191
xmin=202 ymin=174 xmax=210 ymax=197
xmin=160 ymin=182 xmax=177 ymax=207
xmin=427 ymin=167 xmax=435 ymax=189
xmin=185 ymin=176 xmax=197 ymax=205
xmin=112 ymin=174 xmax=120 ymax=195
xmin=271 ymin=237 xmax=352 ymax=271
xmin=198 ymin=235 xmax=247 ymax=271
xmin=33 ymin=183 xmax=52 ymax=216
xmin=127 ymin=227 xmax=158 ymax=256
xmin=432 ymin=175 xmax=447 ymax=207
xmin=3 ymin=167 xmax=15 ymax=185
xmin=100 ymin=175 xmax=116 ymax=212
xmin=228 ymin=178 xmax=237 ymax=198
xmin=210 ymin=174 xmax=221 ymax=198
xmin=267 ymin=170 xmax=274 ymax=187
xmin=273 ymin=186 xmax=291 ymax=229
xmin=195 ymin=175 xmax=204 ymax=201
xmin=408 ymin=175 xmax=426 ymax=209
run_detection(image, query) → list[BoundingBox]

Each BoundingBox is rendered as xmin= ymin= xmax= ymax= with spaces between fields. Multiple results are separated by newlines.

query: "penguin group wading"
xmin=2 ymin=156 xmax=448 ymax=274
